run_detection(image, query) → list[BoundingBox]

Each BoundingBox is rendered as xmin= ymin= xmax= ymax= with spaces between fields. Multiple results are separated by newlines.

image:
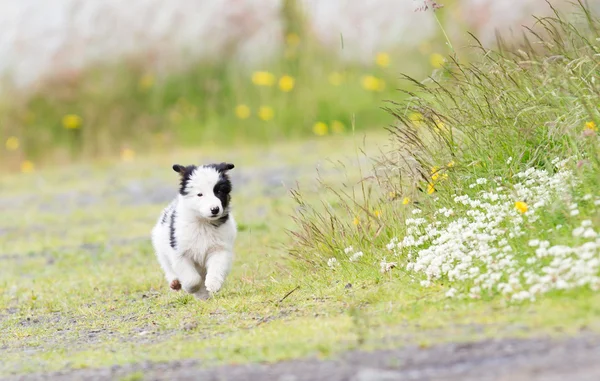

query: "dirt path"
xmin=6 ymin=335 xmax=599 ymax=381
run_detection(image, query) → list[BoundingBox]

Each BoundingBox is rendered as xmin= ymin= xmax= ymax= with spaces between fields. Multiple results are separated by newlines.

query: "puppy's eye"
xmin=197 ymin=193 xmax=203 ymax=197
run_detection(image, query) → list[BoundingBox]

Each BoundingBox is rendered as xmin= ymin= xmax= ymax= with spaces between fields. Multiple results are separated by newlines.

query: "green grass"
xmin=1 ymin=132 xmax=600 ymax=377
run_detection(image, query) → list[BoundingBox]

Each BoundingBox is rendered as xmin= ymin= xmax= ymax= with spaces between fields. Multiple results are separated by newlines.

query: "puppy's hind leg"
xmin=173 ymin=256 xmax=202 ymax=294
xmin=156 ymin=250 xmax=180 ymax=291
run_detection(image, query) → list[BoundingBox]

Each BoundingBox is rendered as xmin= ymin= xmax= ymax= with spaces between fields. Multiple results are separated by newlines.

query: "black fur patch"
xmin=211 ymin=214 xmax=229 ymax=227
xmin=169 ymin=210 xmax=177 ymax=250
xmin=205 ymin=162 xmax=235 ymax=173
xmin=160 ymin=210 xmax=169 ymax=224
xmin=173 ymin=164 xmax=197 ymax=195
xmin=205 ymin=162 xmax=234 ymax=228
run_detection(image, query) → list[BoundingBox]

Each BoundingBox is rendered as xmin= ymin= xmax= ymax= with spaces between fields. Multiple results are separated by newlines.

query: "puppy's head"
xmin=172 ymin=162 xmax=234 ymax=221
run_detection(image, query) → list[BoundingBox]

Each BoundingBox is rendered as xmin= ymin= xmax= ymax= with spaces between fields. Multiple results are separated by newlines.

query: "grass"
xmin=0 ymin=0 xmax=458 ymax=172
xmin=3 ymin=2 xmax=600 ymax=378
xmin=1 ymin=131 xmax=600 ymax=377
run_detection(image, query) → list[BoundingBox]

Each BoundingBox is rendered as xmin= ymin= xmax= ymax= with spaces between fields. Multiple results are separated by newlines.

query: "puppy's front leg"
xmin=204 ymin=251 xmax=233 ymax=294
xmin=172 ymin=255 xmax=202 ymax=293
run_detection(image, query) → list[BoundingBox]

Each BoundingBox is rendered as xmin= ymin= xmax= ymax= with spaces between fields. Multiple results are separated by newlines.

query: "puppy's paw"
xmin=170 ymin=279 xmax=181 ymax=291
xmin=193 ymin=289 xmax=210 ymax=300
xmin=204 ymin=277 xmax=223 ymax=294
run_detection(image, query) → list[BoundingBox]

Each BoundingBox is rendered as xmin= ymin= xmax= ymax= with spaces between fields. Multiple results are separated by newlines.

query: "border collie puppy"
xmin=151 ymin=162 xmax=236 ymax=300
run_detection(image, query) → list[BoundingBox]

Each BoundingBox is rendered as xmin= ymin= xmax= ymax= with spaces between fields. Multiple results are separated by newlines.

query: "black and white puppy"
xmin=152 ymin=162 xmax=236 ymax=299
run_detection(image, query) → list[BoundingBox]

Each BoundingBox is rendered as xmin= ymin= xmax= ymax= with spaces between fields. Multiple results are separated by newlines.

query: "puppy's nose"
xmin=210 ymin=206 xmax=220 ymax=215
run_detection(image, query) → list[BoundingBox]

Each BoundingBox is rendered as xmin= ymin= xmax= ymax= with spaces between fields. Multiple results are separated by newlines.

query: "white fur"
xmin=151 ymin=166 xmax=236 ymax=300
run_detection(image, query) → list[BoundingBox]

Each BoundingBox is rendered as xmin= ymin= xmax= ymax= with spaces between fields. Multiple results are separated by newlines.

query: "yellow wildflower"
xmin=375 ymin=52 xmax=390 ymax=67
xmin=278 ymin=75 xmax=295 ymax=92
xmin=353 ymin=216 xmax=360 ymax=225
xmin=21 ymin=160 xmax=34 ymax=173
xmin=431 ymin=166 xmax=440 ymax=181
xmin=251 ymin=71 xmax=275 ymax=86
xmin=427 ymin=183 xmax=435 ymax=195
xmin=331 ymin=120 xmax=345 ymax=134
xmin=286 ymin=33 xmax=300 ymax=46
xmin=361 ymin=75 xmax=383 ymax=91
xmin=515 ymin=201 xmax=528 ymax=214
xmin=121 ymin=148 xmax=135 ymax=162
xmin=584 ymin=121 xmax=597 ymax=131
xmin=5 ymin=137 xmax=19 ymax=151
xmin=235 ymin=104 xmax=251 ymax=119
xmin=408 ymin=112 xmax=424 ymax=126
xmin=374 ymin=210 xmax=382 ymax=218
xmin=402 ymin=197 xmax=410 ymax=205
xmin=328 ymin=72 xmax=344 ymax=86
xmin=313 ymin=122 xmax=328 ymax=136
xmin=258 ymin=106 xmax=274 ymax=121
xmin=62 ymin=114 xmax=82 ymax=129
xmin=430 ymin=53 xmax=445 ymax=68
xmin=447 ymin=160 xmax=455 ymax=168
xmin=138 ymin=73 xmax=155 ymax=91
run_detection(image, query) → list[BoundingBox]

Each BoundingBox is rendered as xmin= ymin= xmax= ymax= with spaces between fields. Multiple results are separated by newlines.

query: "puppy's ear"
xmin=214 ymin=162 xmax=235 ymax=173
xmin=172 ymin=164 xmax=186 ymax=175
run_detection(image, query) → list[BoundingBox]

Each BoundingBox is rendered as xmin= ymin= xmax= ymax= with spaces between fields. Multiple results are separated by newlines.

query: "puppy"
xmin=151 ymin=162 xmax=236 ymax=299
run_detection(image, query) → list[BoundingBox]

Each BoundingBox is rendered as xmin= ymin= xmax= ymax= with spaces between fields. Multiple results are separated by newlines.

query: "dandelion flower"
xmin=62 ymin=114 xmax=82 ymax=129
xmin=427 ymin=183 xmax=435 ymax=195
xmin=286 ymin=33 xmax=300 ymax=46
xmin=402 ymin=197 xmax=410 ymax=205
xmin=278 ymin=75 xmax=295 ymax=92
xmin=312 ymin=122 xmax=328 ymax=136
xmin=21 ymin=160 xmax=34 ymax=173
xmin=353 ymin=216 xmax=360 ymax=226
xmin=408 ymin=112 xmax=424 ymax=126
xmin=515 ymin=201 xmax=528 ymax=213
xmin=121 ymin=148 xmax=135 ymax=162
xmin=430 ymin=53 xmax=445 ymax=68
xmin=584 ymin=121 xmax=597 ymax=131
xmin=331 ymin=120 xmax=345 ymax=134
xmin=328 ymin=72 xmax=344 ymax=86
xmin=361 ymin=75 xmax=382 ymax=91
xmin=235 ymin=104 xmax=251 ymax=119
xmin=258 ymin=106 xmax=274 ymax=121
xmin=251 ymin=71 xmax=275 ymax=86
xmin=375 ymin=52 xmax=390 ymax=67
xmin=138 ymin=73 xmax=155 ymax=91
xmin=5 ymin=137 xmax=19 ymax=151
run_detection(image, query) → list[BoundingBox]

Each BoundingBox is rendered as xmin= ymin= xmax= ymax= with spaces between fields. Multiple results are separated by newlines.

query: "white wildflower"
xmin=344 ymin=246 xmax=354 ymax=254
xmin=349 ymin=251 xmax=364 ymax=262
xmin=327 ymin=258 xmax=338 ymax=268
xmin=380 ymin=259 xmax=397 ymax=274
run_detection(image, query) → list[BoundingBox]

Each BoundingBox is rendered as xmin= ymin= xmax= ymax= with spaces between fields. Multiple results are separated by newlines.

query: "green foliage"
xmin=288 ymin=2 xmax=600 ymax=298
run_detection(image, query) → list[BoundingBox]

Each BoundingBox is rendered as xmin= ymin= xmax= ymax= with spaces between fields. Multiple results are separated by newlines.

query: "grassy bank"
xmin=287 ymin=0 xmax=600 ymax=335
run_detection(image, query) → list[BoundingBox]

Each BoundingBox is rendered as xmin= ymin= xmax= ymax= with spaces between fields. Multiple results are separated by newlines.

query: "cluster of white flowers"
xmin=385 ymin=159 xmax=600 ymax=301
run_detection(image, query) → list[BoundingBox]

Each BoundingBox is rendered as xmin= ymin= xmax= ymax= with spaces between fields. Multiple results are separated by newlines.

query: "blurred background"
xmin=0 ymin=0 xmax=574 ymax=172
